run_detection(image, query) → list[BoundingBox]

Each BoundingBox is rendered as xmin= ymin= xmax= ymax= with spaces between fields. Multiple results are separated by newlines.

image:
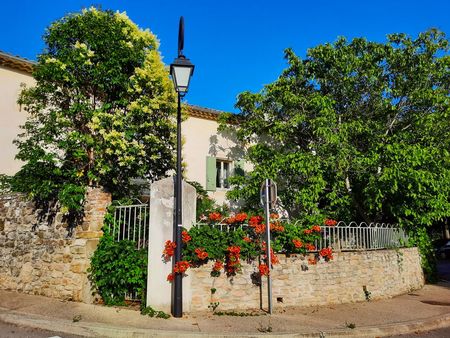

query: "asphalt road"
xmin=0 ymin=319 xmax=81 ymax=338
xmin=389 ymin=326 xmax=450 ymax=337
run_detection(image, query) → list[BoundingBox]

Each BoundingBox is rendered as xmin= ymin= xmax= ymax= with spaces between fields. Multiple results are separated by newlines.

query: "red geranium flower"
xmin=167 ymin=273 xmax=175 ymax=282
xmin=227 ymin=246 xmax=241 ymax=255
xmin=319 ymin=247 xmax=333 ymax=260
xmin=270 ymin=213 xmax=279 ymax=219
xmin=249 ymin=215 xmax=263 ymax=226
xmin=173 ymin=261 xmax=190 ymax=273
xmin=259 ymin=263 xmax=270 ymax=276
xmin=312 ymin=225 xmax=321 ymax=232
xmin=306 ymin=243 xmax=316 ymax=251
xmin=225 ymin=216 xmax=236 ymax=224
xmin=163 ymin=240 xmax=176 ymax=260
xmin=182 ymin=230 xmax=191 ymax=243
xmin=226 ymin=246 xmax=241 ymax=275
xmin=271 ymin=252 xmax=279 ymax=265
xmin=303 ymin=229 xmax=313 ymax=235
xmin=270 ymin=222 xmax=285 ymax=232
xmin=308 ymin=257 xmax=317 ymax=265
xmin=194 ymin=248 xmax=209 ymax=260
xmin=235 ymin=212 xmax=248 ymax=222
xmin=209 ymin=212 xmax=222 ymax=222
xmin=243 ymin=236 xmax=252 ymax=243
xmin=213 ymin=260 xmax=223 ymax=272
xmin=324 ymin=219 xmax=337 ymax=226
xmin=261 ymin=241 xmax=267 ymax=251
xmin=292 ymin=239 xmax=303 ymax=248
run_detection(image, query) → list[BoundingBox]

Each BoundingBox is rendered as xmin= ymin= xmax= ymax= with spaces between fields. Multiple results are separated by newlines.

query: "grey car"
xmin=437 ymin=240 xmax=450 ymax=259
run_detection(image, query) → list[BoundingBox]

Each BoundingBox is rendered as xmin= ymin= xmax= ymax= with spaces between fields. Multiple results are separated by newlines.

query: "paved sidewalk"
xmin=1 ymin=282 xmax=450 ymax=337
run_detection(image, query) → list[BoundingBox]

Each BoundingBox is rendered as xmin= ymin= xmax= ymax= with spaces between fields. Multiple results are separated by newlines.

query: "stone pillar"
xmin=75 ymin=187 xmax=111 ymax=303
xmin=146 ymin=177 xmax=196 ymax=314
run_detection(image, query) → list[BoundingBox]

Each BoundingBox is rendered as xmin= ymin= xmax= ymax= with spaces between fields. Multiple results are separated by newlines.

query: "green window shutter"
xmin=234 ymin=159 xmax=245 ymax=177
xmin=206 ymin=156 xmax=216 ymax=191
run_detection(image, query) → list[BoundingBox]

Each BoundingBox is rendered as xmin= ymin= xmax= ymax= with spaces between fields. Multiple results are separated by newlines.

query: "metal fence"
xmin=305 ymin=221 xmax=408 ymax=252
xmin=194 ymin=220 xmax=408 ymax=252
xmin=109 ymin=200 xmax=150 ymax=250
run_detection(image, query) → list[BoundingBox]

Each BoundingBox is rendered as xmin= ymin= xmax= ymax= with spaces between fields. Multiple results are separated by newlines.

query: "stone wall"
xmin=189 ymin=248 xmax=424 ymax=311
xmin=0 ymin=188 xmax=110 ymax=302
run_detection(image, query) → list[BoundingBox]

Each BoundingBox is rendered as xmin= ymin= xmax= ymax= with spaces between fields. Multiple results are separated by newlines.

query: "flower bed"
xmin=163 ymin=212 xmax=335 ymax=287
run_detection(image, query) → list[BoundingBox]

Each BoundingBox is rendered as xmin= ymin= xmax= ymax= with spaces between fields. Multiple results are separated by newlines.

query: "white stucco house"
xmin=0 ymin=50 xmax=245 ymax=205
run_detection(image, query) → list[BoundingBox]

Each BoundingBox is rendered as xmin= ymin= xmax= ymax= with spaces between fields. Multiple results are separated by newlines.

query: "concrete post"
xmin=146 ymin=177 xmax=196 ymax=313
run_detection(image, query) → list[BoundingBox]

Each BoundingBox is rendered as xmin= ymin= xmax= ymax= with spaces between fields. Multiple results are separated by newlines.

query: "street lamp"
xmin=170 ymin=16 xmax=194 ymax=318
xmin=170 ymin=56 xmax=194 ymax=96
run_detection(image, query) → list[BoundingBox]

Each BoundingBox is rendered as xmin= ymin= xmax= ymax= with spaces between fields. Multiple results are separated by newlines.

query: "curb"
xmin=1 ymin=307 xmax=450 ymax=338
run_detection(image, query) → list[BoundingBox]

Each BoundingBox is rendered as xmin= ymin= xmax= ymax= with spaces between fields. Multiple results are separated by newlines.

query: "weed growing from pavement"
xmin=345 ymin=321 xmax=356 ymax=329
xmin=363 ymin=285 xmax=372 ymax=301
xmin=140 ymin=305 xmax=170 ymax=319
xmin=208 ymin=302 xmax=220 ymax=312
xmin=257 ymin=320 xmax=273 ymax=333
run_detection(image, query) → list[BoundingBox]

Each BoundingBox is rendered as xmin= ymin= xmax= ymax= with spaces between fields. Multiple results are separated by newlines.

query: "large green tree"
xmin=13 ymin=8 xmax=176 ymax=212
xmin=224 ymin=30 xmax=450 ymax=239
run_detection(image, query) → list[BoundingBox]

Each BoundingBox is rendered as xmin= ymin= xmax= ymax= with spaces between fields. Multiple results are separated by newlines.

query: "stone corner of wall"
xmin=0 ymin=185 xmax=112 ymax=305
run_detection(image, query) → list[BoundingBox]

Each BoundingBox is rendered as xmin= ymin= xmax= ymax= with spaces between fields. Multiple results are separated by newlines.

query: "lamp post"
xmin=169 ymin=16 xmax=194 ymax=318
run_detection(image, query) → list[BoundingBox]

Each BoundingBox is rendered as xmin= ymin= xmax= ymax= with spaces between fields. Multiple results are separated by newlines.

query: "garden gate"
xmin=109 ymin=199 xmax=150 ymax=300
xmin=109 ymin=199 xmax=150 ymax=250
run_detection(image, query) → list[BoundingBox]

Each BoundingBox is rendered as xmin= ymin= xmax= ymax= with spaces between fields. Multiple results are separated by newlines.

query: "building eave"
xmin=185 ymin=104 xmax=224 ymax=121
xmin=0 ymin=51 xmax=35 ymax=74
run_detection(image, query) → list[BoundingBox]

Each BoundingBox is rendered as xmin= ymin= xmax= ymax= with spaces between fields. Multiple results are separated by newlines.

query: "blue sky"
xmin=1 ymin=0 xmax=449 ymax=113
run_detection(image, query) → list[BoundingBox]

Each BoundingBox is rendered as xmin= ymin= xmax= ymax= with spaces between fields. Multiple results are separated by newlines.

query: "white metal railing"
xmin=195 ymin=222 xmax=247 ymax=232
xmin=110 ymin=200 xmax=149 ymax=250
xmin=307 ymin=221 xmax=408 ymax=252
xmin=194 ymin=220 xmax=408 ymax=252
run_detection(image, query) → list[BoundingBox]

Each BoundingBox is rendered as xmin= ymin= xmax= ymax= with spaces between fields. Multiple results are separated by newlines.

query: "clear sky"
xmin=1 ymin=0 xmax=449 ymax=113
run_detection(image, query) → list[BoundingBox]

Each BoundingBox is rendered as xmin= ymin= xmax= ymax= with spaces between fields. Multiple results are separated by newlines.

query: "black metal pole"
xmin=173 ymin=93 xmax=183 ymax=317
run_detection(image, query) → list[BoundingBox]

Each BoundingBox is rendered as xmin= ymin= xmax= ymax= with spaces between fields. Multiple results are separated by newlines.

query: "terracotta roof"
xmin=0 ymin=51 xmax=35 ymax=73
xmin=0 ymin=51 xmax=236 ymax=121
xmin=185 ymin=104 xmax=225 ymax=121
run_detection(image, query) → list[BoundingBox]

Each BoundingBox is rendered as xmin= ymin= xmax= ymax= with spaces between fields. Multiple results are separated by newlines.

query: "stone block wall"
xmin=0 ymin=187 xmax=110 ymax=302
xmin=189 ymin=248 xmax=424 ymax=311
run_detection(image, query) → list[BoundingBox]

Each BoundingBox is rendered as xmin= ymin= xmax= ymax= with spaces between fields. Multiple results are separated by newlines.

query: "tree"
xmin=222 ymin=30 xmax=450 ymax=276
xmin=13 ymin=8 xmax=176 ymax=212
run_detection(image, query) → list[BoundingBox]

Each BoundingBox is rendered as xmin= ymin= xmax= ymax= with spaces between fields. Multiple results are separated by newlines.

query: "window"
xmin=206 ymin=156 xmax=244 ymax=191
xmin=216 ymin=159 xmax=230 ymax=189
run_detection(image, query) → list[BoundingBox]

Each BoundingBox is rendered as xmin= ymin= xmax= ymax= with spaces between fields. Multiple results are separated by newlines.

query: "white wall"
xmin=0 ymin=66 xmax=35 ymax=175
xmin=182 ymin=116 xmax=245 ymax=206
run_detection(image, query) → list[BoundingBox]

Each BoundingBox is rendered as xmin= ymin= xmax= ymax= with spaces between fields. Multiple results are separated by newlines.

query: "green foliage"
xmin=12 ymin=7 xmax=176 ymax=212
xmin=222 ymin=30 xmax=450 ymax=276
xmin=89 ymin=227 xmax=147 ymax=306
xmin=183 ymin=225 xmax=227 ymax=264
xmin=140 ymin=305 xmax=170 ymax=319
xmin=407 ymin=227 xmax=438 ymax=282
xmin=0 ymin=175 xmax=11 ymax=194
xmin=363 ymin=286 xmax=372 ymax=301
xmin=187 ymin=180 xmax=217 ymax=219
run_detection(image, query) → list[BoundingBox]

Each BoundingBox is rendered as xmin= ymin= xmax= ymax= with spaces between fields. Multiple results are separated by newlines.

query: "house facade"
xmin=0 ymin=52 xmax=35 ymax=176
xmin=0 ymin=51 xmax=243 ymax=205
